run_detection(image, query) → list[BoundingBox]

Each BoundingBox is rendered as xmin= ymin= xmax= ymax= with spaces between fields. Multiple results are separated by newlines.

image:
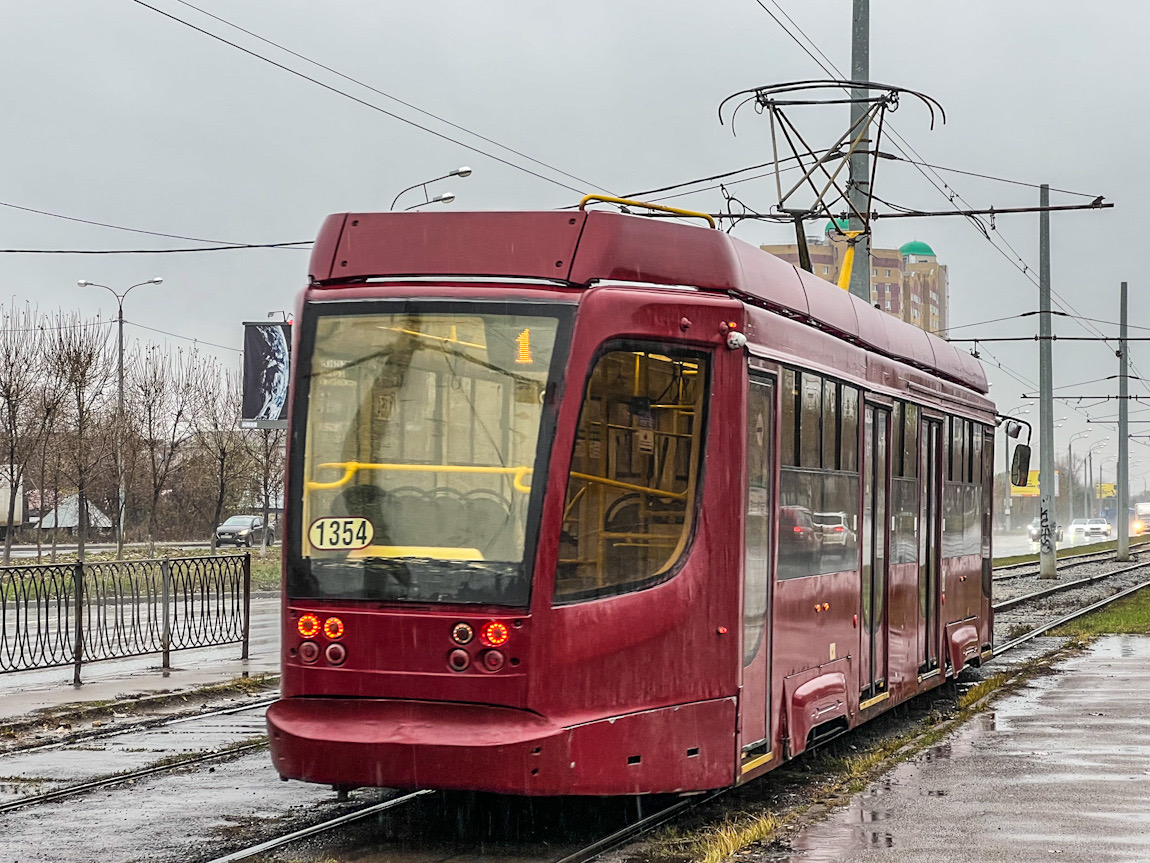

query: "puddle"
xmin=771 ymin=636 xmax=1150 ymax=861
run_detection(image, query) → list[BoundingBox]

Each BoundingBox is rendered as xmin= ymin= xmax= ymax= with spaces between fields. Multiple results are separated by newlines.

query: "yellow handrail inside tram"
xmin=307 ymin=462 xmax=534 ymax=494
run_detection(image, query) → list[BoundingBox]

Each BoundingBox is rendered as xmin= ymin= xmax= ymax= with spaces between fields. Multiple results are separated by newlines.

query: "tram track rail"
xmin=9 ymin=570 xmax=1150 ymax=862
xmin=993 ymin=545 xmax=1148 ymax=581
xmin=992 ymin=559 xmax=1150 ymax=612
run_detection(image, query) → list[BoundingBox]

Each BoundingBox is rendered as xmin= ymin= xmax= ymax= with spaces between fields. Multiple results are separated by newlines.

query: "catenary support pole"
xmin=1118 ymin=281 xmax=1130 ymax=560
xmin=846 ymin=0 xmax=871 ymax=302
xmin=1038 ymin=184 xmax=1057 ymax=578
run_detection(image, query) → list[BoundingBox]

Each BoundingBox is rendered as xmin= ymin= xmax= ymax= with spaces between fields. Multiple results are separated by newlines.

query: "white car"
xmin=1085 ymin=518 xmax=1112 ymax=538
xmin=1068 ymin=518 xmax=1088 ymax=537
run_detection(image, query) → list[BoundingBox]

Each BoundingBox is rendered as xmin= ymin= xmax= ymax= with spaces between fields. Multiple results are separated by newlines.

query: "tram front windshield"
xmin=291 ymin=305 xmax=566 ymax=606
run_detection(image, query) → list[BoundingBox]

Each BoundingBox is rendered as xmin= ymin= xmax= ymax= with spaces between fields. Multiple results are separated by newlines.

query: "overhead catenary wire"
xmin=127 ymin=0 xmax=596 ymax=197
xmin=0 ymin=242 xmax=311 ymax=254
xmin=166 ymin=0 xmax=604 ymax=194
xmin=0 ymin=199 xmax=306 ymax=249
xmin=747 ymin=0 xmax=1139 ymax=421
xmin=127 ymin=320 xmax=242 ymax=354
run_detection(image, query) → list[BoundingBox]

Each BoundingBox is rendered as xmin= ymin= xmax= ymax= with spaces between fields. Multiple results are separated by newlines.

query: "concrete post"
xmin=1038 ymin=184 xmax=1057 ymax=578
xmin=847 ymin=0 xmax=872 ymax=302
xmin=1118 ymin=281 xmax=1130 ymax=560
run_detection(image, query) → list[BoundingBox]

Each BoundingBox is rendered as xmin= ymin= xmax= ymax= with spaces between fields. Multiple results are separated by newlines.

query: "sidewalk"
xmin=768 ymin=635 xmax=1150 ymax=862
xmin=0 ymin=595 xmax=281 ymax=725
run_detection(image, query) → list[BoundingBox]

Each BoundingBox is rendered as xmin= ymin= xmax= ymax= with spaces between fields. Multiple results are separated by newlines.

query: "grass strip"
xmin=993 ymin=533 xmax=1150 ymax=568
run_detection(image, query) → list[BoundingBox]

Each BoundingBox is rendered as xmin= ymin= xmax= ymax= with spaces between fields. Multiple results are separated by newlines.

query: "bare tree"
xmin=241 ymin=427 xmax=285 ymax=557
xmin=45 ymin=312 xmax=115 ymax=562
xmin=129 ymin=345 xmax=209 ymax=551
xmin=0 ymin=305 xmax=45 ymax=563
xmin=193 ymin=362 xmax=246 ymax=553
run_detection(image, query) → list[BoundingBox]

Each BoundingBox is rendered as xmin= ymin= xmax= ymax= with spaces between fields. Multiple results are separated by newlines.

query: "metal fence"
xmin=0 ymin=554 xmax=251 ymax=684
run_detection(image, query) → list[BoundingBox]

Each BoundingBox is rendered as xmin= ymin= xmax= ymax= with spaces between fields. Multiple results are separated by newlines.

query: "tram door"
xmin=918 ymin=420 xmax=943 ymax=672
xmin=741 ymin=376 xmax=774 ymax=770
xmin=860 ymin=404 xmax=891 ymax=704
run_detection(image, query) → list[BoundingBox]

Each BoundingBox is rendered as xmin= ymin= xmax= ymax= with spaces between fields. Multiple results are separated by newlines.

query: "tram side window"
xmin=555 ymin=347 xmax=710 ymax=602
xmin=800 ymin=373 xmax=822 ymax=468
xmin=781 ymin=369 xmax=797 ymax=466
xmin=779 ymin=469 xmax=860 ymax=579
xmin=841 ymin=386 xmax=859 ymax=472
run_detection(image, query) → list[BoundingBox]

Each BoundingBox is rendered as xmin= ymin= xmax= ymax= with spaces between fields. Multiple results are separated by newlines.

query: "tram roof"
xmin=309 ymin=210 xmax=987 ymax=394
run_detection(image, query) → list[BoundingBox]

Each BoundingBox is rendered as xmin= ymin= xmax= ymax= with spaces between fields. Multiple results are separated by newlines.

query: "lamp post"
xmin=77 ymin=278 xmax=164 ymax=557
xmin=1084 ymin=440 xmax=1109 ymax=519
xmin=1003 ymin=406 xmax=1029 ymax=531
xmin=390 ymin=166 xmax=472 ymax=211
xmin=1067 ymin=430 xmax=1094 ymax=524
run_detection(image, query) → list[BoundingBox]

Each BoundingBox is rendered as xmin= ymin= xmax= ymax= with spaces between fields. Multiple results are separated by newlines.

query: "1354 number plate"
xmin=309 ymin=517 xmax=374 ymax=550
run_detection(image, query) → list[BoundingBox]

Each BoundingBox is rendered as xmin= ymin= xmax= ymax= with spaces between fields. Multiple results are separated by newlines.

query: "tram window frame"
xmin=822 ymin=378 xmax=838 ymax=470
xmin=892 ymin=402 xmax=904 ymax=477
xmin=800 ymin=372 xmax=822 ymax=468
xmin=781 ymin=368 xmax=798 ymax=467
xmin=780 ymin=368 xmax=859 ymax=474
xmin=902 ymin=404 xmax=918 ymax=479
xmin=553 ymin=341 xmax=712 ymax=604
xmin=840 ymin=385 xmax=859 ymax=472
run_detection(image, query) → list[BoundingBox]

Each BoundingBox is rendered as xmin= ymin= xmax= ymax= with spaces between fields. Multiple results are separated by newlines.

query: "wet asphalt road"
xmin=761 ymin=635 xmax=1150 ymax=862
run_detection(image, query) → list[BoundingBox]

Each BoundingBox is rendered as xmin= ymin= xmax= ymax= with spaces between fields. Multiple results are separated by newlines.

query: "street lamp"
xmin=1084 ymin=439 xmax=1110 ymax=519
xmin=77 ymin=277 xmax=164 ymax=557
xmin=1068 ymin=430 xmax=1094 ymax=523
xmin=390 ymin=166 xmax=472 ymax=211
xmin=405 ymin=192 xmax=455 ymax=211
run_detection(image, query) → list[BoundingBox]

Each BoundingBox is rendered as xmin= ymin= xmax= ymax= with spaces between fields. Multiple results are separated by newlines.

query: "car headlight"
xmin=238 ymin=529 xmax=250 ymax=535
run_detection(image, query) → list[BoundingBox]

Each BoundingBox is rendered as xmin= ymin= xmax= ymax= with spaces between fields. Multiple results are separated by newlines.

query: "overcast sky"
xmin=3 ymin=1 xmax=1146 ymax=474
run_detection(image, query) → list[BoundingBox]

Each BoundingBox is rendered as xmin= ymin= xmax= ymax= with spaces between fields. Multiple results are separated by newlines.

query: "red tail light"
xmin=481 ymin=650 xmax=505 ymax=672
xmin=793 ymin=526 xmax=803 ymax=533
xmin=323 ymin=617 xmax=344 ymax=639
xmin=298 ymin=614 xmax=320 ymax=638
xmin=834 ymin=526 xmax=844 ymax=532
xmin=480 ymin=621 xmax=510 ymax=647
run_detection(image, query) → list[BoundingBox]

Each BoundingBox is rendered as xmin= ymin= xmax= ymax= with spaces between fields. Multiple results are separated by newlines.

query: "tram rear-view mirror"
xmin=1010 ymin=444 xmax=1031 ymax=487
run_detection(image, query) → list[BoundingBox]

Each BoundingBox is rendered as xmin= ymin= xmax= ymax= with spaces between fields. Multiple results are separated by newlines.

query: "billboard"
xmin=1096 ymin=482 xmax=1117 ymax=499
xmin=1010 ymin=469 xmax=1059 ymax=498
xmin=241 ymin=323 xmax=291 ymax=429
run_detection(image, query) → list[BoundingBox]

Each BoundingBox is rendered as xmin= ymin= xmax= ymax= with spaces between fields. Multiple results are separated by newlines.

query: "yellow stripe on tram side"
xmin=741 ymin=751 xmax=775 ymax=774
xmin=858 ymin=691 xmax=891 ymax=711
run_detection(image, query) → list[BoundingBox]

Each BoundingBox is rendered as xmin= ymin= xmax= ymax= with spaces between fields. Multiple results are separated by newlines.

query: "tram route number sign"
xmin=1010 ymin=469 xmax=1059 ymax=498
xmin=309 ymin=517 xmax=374 ymax=550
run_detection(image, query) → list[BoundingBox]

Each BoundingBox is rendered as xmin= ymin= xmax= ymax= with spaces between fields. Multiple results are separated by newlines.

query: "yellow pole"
xmin=835 ymin=230 xmax=865 ymax=291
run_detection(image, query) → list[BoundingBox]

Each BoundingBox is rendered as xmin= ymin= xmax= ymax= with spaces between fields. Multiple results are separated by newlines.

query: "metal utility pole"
xmin=846 ymin=0 xmax=871 ymax=302
xmin=1118 ymin=281 xmax=1130 ymax=560
xmin=1038 ymin=185 xmax=1057 ymax=578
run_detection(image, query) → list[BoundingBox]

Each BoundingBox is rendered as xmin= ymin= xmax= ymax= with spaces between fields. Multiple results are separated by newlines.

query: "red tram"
xmin=267 ymin=202 xmax=995 ymax=795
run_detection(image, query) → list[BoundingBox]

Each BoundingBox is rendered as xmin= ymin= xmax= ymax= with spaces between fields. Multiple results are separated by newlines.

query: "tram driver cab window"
xmin=555 ymin=346 xmax=710 ymax=602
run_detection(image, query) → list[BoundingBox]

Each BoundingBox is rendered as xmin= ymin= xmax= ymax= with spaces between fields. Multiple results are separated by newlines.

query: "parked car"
xmin=1085 ymin=518 xmax=1112 ymax=538
xmin=1027 ymin=518 xmax=1063 ymax=543
xmin=215 ymin=515 xmax=274 ymax=547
